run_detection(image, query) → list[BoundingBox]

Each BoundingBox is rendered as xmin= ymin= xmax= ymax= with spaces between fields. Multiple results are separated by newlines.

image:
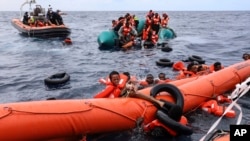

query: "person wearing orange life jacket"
xmin=138 ymin=74 xmax=157 ymax=90
xmin=209 ymin=61 xmax=224 ymax=73
xmin=150 ymin=30 xmax=158 ymax=45
xmin=145 ymin=15 xmax=153 ymax=27
xmin=118 ymin=21 xmax=138 ymax=48
xmin=143 ymin=30 xmax=158 ymax=48
xmin=195 ymin=63 xmax=211 ymax=76
xmin=94 ymin=71 xmax=128 ymax=98
xmin=146 ymin=9 xmax=154 ymax=18
xmin=176 ymin=62 xmax=199 ymax=80
xmin=161 ymin=13 xmax=169 ymax=28
xmin=142 ymin=24 xmax=151 ymax=40
xmin=156 ymin=72 xmax=172 ymax=84
xmin=151 ymin=12 xmax=161 ymax=34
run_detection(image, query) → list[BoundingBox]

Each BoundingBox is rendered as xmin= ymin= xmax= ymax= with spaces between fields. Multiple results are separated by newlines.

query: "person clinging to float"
xmin=242 ymin=53 xmax=250 ymax=60
xmin=94 ymin=71 xmax=128 ymax=98
xmin=138 ymin=74 xmax=158 ymax=90
xmin=209 ymin=61 xmax=224 ymax=72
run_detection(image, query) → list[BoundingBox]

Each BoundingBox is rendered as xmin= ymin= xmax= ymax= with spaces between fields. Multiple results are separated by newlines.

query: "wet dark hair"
xmin=125 ymin=21 xmax=130 ymax=27
xmin=242 ymin=53 xmax=250 ymax=60
xmin=158 ymin=72 xmax=165 ymax=77
xmin=214 ymin=62 xmax=221 ymax=67
xmin=118 ymin=17 xmax=124 ymax=21
xmin=123 ymin=72 xmax=130 ymax=80
xmin=187 ymin=63 xmax=195 ymax=71
xmin=109 ymin=71 xmax=119 ymax=80
xmin=197 ymin=65 xmax=203 ymax=72
xmin=146 ymin=74 xmax=154 ymax=78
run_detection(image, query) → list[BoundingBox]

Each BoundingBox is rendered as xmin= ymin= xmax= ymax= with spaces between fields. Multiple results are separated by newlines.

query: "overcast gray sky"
xmin=1 ymin=0 xmax=250 ymax=11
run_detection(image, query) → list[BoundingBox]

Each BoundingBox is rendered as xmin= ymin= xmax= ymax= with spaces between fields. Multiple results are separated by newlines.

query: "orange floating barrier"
xmin=0 ymin=60 xmax=249 ymax=140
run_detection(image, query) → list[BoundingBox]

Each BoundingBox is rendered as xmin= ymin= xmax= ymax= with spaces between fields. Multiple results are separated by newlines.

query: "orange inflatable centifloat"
xmin=0 ymin=60 xmax=249 ymax=140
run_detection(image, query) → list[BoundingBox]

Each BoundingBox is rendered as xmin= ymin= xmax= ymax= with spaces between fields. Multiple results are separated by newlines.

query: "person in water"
xmin=156 ymin=72 xmax=172 ymax=83
xmin=138 ymin=74 xmax=157 ymax=90
xmin=242 ymin=53 xmax=250 ymax=60
xmin=94 ymin=71 xmax=128 ymax=98
xmin=210 ymin=61 xmax=224 ymax=72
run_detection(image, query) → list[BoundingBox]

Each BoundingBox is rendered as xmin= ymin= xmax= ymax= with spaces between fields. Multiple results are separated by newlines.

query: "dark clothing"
xmin=22 ymin=13 xmax=29 ymax=25
xmin=113 ymin=22 xmax=123 ymax=32
xmin=48 ymin=11 xmax=64 ymax=25
xmin=151 ymin=24 xmax=160 ymax=34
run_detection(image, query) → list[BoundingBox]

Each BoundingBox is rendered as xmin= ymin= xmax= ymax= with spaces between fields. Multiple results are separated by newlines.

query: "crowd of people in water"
xmin=22 ymin=5 xmax=65 ymax=27
xmin=93 ymin=53 xmax=250 ymax=99
xmin=111 ymin=10 xmax=171 ymax=49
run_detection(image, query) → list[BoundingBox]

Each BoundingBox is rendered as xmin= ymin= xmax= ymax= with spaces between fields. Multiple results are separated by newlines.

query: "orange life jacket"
xmin=94 ymin=85 xmax=121 ymax=98
xmin=151 ymin=34 xmax=158 ymax=44
xmin=172 ymin=61 xmax=186 ymax=71
xmin=98 ymin=73 xmax=128 ymax=89
xmin=95 ymin=73 xmax=128 ymax=98
xmin=176 ymin=70 xmax=196 ymax=80
xmin=157 ymin=79 xmax=172 ymax=84
xmin=142 ymin=26 xmax=150 ymax=40
xmin=146 ymin=17 xmax=152 ymax=26
xmin=161 ymin=17 xmax=169 ymax=27
xmin=123 ymin=26 xmax=131 ymax=36
xmin=36 ymin=20 xmax=44 ymax=27
xmin=153 ymin=16 xmax=160 ymax=25
xmin=201 ymin=100 xmax=235 ymax=118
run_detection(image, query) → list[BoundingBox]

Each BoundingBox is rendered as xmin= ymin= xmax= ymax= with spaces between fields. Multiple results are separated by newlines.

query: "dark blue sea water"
xmin=0 ymin=11 xmax=250 ymax=141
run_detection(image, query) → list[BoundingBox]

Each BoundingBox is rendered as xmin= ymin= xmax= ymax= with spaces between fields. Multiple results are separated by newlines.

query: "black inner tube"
xmin=156 ymin=110 xmax=193 ymax=136
xmin=150 ymin=83 xmax=184 ymax=110
xmin=44 ymin=72 xmax=70 ymax=85
xmin=156 ymin=59 xmax=174 ymax=67
xmin=188 ymin=55 xmax=205 ymax=64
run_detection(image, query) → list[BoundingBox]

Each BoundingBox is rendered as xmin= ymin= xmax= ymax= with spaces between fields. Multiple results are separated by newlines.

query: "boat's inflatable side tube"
xmin=97 ymin=30 xmax=118 ymax=49
xmin=156 ymin=110 xmax=193 ymax=135
xmin=158 ymin=27 xmax=176 ymax=40
xmin=150 ymin=84 xmax=184 ymax=110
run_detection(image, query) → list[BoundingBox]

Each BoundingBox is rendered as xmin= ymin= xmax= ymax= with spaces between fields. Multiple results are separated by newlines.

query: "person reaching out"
xmin=94 ymin=71 xmax=128 ymax=98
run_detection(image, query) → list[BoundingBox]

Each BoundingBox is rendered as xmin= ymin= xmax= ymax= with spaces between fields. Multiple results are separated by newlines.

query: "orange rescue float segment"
xmin=0 ymin=98 xmax=157 ymax=140
xmin=0 ymin=60 xmax=249 ymax=140
xmin=137 ymin=60 xmax=250 ymax=113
